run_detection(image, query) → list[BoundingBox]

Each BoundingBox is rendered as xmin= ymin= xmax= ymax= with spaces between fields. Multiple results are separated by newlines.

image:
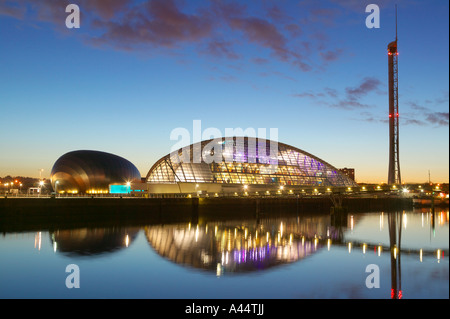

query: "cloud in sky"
xmin=0 ymin=0 xmax=26 ymax=19
xmin=202 ymin=39 xmax=240 ymax=60
xmin=355 ymin=97 xmax=449 ymax=127
xmin=251 ymin=57 xmax=269 ymax=65
xmin=330 ymin=77 xmax=383 ymax=109
xmin=0 ymin=0 xmax=351 ymax=72
xmin=434 ymin=90 xmax=449 ymax=105
xmin=409 ymin=101 xmax=428 ymax=112
xmin=88 ymin=0 xmax=213 ymax=49
xmin=426 ymin=112 xmax=449 ymax=126
xmin=291 ymin=77 xmax=448 ymax=127
xmin=320 ymin=49 xmax=343 ymax=62
xmin=293 ymin=76 xmax=383 ymax=110
xmin=404 ymin=97 xmax=449 ymax=127
xmin=292 ymin=91 xmax=317 ymax=99
xmin=228 ymin=16 xmax=290 ymax=62
xmin=345 ymin=77 xmax=382 ymax=101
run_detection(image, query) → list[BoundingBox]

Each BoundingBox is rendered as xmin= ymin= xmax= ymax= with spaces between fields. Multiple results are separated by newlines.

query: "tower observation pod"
xmin=387 ymin=7 xmax=401 ymax=185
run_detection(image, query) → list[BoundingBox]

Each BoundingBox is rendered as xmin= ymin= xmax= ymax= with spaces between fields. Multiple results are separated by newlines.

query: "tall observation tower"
xmin=387 ymin=6 xmax=401 ymax=185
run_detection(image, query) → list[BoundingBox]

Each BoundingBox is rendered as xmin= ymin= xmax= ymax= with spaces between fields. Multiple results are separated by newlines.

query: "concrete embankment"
xmin=0 ymin=196 xmax=413 ymax=232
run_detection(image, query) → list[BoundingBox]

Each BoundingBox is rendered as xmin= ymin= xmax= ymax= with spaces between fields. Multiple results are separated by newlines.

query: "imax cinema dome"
xmin=50 ymin=150 xmax=141 ymax=194
xmin=146 ymin=137 xmax=358 ymax=194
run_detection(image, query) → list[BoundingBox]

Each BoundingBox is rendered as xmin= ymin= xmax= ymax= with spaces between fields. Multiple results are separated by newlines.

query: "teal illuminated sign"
xmin=109 ymin=185 xmax=131 ymax=194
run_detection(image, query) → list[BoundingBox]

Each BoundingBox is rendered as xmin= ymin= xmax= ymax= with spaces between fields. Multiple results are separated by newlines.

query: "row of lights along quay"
xmin=1 ymin=178 xmax=448 ymax=199
xmin=0 ymin=182 xmax=447 ymax=232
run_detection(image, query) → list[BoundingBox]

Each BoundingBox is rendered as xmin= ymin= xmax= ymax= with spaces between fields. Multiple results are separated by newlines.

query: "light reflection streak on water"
xmin=28 ymin=210 xmax=448 ymax=275
xmin=34 ymin=232 xmax=41 ymax=251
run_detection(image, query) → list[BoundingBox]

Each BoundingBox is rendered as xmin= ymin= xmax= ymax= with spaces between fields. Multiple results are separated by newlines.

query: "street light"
xmin=55 ymin=181 xmax=59 ymax=197
xmin=39 ymin=180 xmax=44 ymax=197
xmin=126 ymin=181 xmax=131 ymax=196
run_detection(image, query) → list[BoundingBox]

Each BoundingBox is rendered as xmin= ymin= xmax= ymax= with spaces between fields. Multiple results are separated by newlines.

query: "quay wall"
xmin=0 ymin=196 xmax=413 ymax=232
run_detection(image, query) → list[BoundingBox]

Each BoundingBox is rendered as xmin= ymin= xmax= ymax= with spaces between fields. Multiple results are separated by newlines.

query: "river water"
xmin=0 ymin=208 xmax=448 ymax=299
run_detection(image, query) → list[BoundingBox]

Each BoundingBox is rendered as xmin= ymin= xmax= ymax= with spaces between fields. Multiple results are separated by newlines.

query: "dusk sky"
xmin=0 ymin=0 xmax=448 ymax=183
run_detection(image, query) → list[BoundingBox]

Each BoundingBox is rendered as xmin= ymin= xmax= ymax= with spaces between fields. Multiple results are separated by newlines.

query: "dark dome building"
xmin=146 ymin=137 xmax=358 ymax=194
xmin=50 ymin=150 xmax=141 ymax=194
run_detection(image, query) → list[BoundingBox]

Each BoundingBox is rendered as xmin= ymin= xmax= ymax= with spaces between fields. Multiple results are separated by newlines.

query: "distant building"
xmin=338 ymin=168 xmax=355 ymax=181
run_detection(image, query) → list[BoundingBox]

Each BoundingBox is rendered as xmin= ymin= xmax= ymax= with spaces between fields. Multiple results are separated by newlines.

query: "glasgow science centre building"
xmin=50 ymin=137 xmax=358 ymax=196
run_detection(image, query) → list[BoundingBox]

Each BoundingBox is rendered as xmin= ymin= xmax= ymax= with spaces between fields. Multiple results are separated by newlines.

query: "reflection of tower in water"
xmin=388 ymin=211 xmax=403 ymax=299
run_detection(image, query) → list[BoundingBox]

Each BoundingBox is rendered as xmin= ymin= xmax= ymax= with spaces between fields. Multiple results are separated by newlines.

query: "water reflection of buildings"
xmin=49 ymin=228 xmax=139 ymax=257
xmin=144 ymin=215 xmax=332 ymax=275
xmin=143 ymin=210 xmax=447 ymax=279
xmin=31 ymin=209 xmax=447 ymax=295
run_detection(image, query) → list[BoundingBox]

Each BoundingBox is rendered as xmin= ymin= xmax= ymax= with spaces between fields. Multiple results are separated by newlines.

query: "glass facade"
xmin=147 ymin=137 xmax=357 ymax=188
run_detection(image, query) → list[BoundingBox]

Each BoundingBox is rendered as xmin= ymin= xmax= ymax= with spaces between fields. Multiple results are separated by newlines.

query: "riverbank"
xmin=0 ymin=196 xmax=416 ymax=232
